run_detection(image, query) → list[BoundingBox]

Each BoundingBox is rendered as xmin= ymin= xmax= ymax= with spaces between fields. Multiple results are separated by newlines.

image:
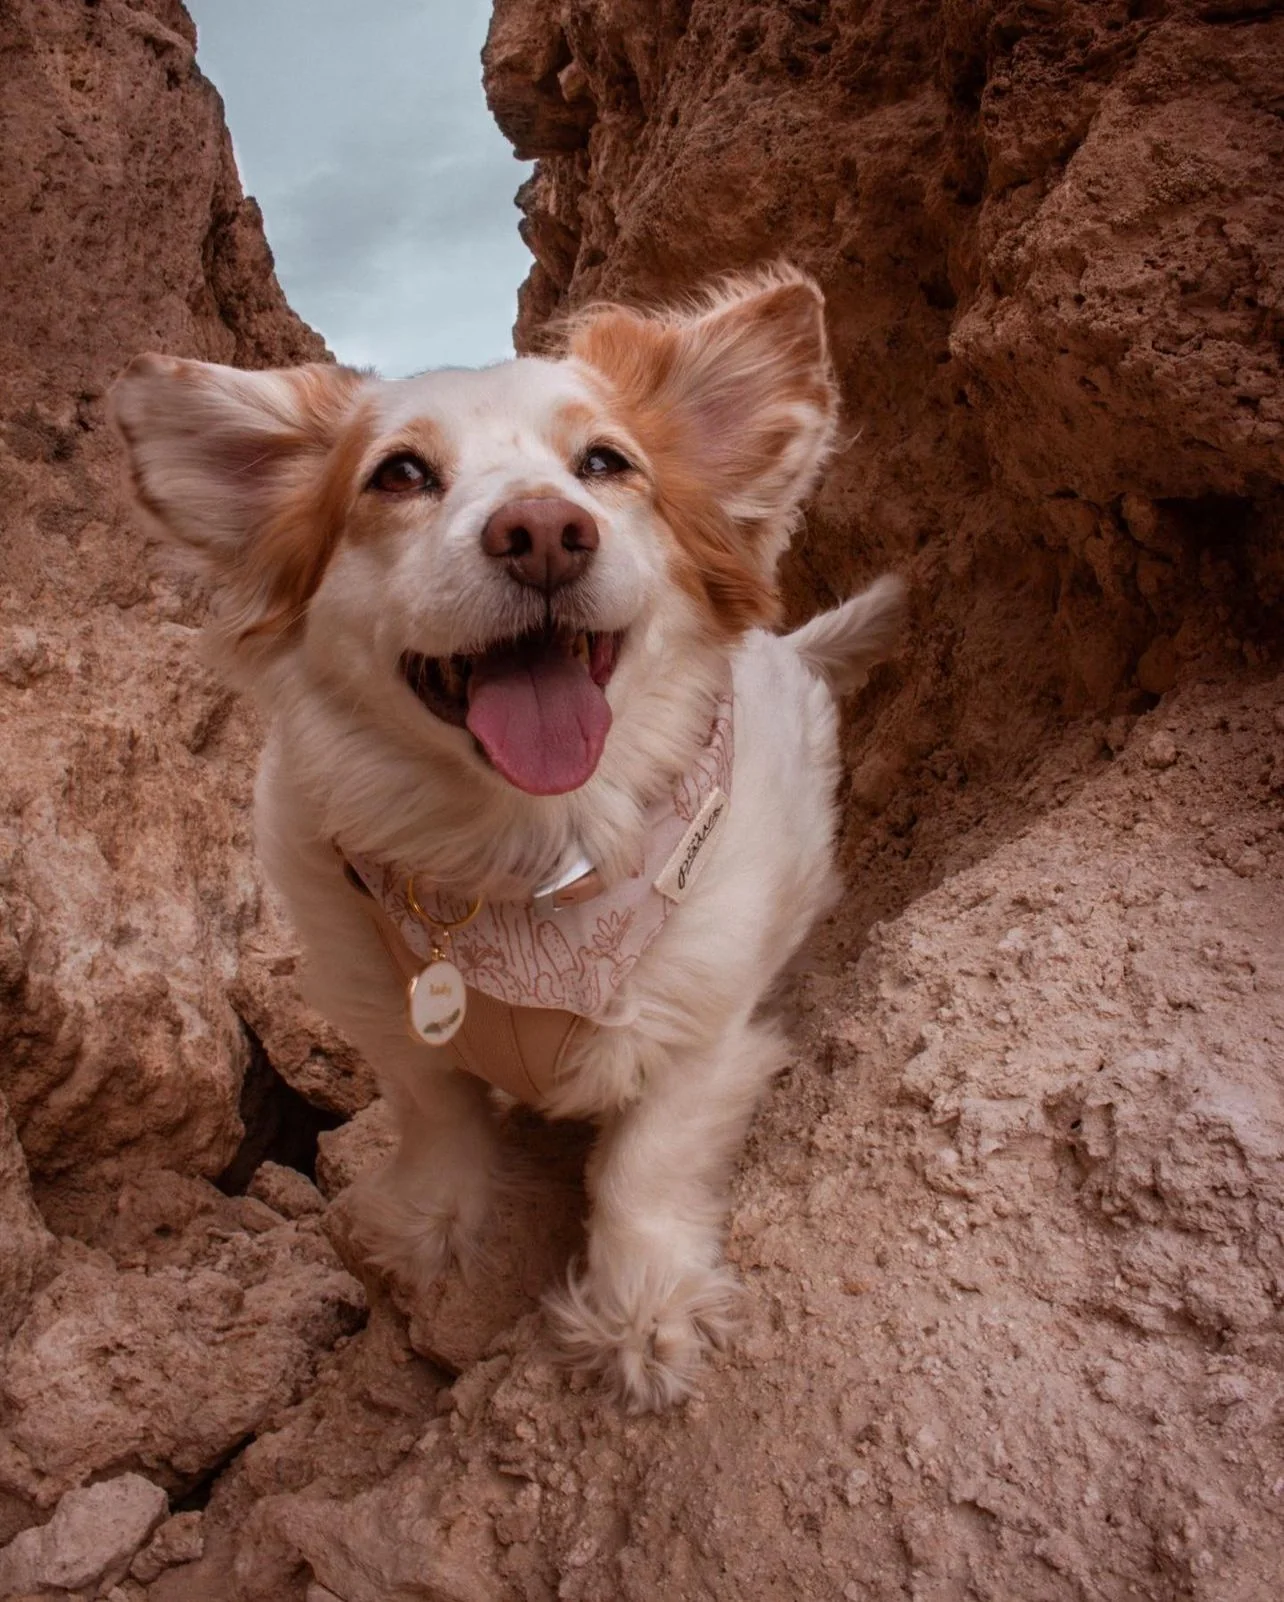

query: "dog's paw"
xmin=544 ymin=1261 xmax=741 ymax=1411
xmin=346 ymin=1160 xmax=494 ymax=1293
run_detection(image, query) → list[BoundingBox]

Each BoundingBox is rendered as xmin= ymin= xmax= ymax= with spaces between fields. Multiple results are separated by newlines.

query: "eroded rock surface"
xmin=0 ymin=1100 xmax=54 ymax=1341
xmin=0 ymin=1472 xmax=167 ymax=1596
xmin=485 ymin=0 xmax=1284 ymax=937
xmin=1 ymin=1174 xmax=365 ymax=1510
xmin=0 ymin=0 xmax=347 ymax=1201
xmin=0 ymin=0 xmax=368 ymax=1569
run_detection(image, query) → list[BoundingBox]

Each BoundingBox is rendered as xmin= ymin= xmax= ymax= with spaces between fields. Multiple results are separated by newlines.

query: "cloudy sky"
xmin=186 ymin=0 xmax=534 ymax=375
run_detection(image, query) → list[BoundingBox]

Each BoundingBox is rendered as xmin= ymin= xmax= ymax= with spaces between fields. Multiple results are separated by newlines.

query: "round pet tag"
xmin=408 ymin=960 xmax=466 ymax=1046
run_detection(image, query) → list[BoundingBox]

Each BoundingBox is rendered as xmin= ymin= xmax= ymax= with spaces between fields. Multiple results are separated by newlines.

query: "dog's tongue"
xmin=466 ymin=642 xmax=612 ymax=795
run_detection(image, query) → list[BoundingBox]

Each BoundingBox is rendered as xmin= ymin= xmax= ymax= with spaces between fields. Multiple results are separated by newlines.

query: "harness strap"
xmin=356 ymin=869 xmax=587 ymax=1104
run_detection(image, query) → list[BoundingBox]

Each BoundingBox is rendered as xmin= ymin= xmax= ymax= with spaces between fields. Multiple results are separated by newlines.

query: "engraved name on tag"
xmin=408 ymin=959 xmax=466 ymax=1045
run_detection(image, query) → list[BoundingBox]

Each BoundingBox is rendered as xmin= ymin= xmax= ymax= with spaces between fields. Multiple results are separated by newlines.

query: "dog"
xmin=110 ymin=265 xmax=904 ymax=1409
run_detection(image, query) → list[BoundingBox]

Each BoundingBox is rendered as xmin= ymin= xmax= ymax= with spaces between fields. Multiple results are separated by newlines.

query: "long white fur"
xmin=110 ymin=271 xmax=904 ymax=1410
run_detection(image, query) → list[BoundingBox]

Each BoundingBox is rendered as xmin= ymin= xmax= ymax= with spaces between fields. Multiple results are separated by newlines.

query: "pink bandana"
xmin=347 ymin=690 xmax=733 ymax=1024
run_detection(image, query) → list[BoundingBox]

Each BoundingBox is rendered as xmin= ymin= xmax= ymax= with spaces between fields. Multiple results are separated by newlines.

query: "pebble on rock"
xmin=1142 ymin=731 xmax=1179 ymax=770
xmin=129 ymin=1509 xmax=206 ymax=1584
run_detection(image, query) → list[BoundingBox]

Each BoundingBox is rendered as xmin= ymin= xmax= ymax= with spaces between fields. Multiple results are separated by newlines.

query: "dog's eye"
xmin=368 ymin=453 xmax=438 ymax=495
xmin=578 ymin=445 xmax=632 ymax=479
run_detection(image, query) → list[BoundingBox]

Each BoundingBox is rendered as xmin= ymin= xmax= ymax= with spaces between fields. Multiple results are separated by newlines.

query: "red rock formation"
xmin=0 ymin=0 xmax=365 ymax=1557
xmin=485 ymin=0 xmax=1284 ymax=935
xmin=0 ymin=0 xmax=370 ymax=1200
xmin=2 ymin=2 xmax=1283 ymax=1597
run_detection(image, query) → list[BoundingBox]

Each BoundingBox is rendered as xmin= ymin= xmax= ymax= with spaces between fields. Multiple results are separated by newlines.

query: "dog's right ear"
xmin=569 ymin=265 xmax=838 ymax=637
xmin=109 ymin=355 xmax=367 ymax=643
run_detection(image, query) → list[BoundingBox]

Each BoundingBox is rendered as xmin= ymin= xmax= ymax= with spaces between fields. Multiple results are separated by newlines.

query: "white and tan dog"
xmin=111 ymin=267 xmax=903 ymax=1409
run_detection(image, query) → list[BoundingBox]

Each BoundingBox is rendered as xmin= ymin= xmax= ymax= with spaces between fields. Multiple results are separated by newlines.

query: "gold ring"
xmin=405 ymin=875 xmax=482 ymax=932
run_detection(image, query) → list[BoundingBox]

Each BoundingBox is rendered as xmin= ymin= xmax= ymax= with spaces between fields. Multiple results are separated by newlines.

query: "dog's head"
xmin=111 ymin=267 xmax=837 ymax=801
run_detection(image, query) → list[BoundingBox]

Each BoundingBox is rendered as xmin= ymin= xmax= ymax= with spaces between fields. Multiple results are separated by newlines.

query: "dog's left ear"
xmin=109 ymin=355 xmax=367 ymax=655
xmin=570 ymin=265 xmax=838 ymax=572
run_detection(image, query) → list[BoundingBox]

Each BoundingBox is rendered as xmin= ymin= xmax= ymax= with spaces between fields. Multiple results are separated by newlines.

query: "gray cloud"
xmin=187 ymin=0 xmax=534 ymax=374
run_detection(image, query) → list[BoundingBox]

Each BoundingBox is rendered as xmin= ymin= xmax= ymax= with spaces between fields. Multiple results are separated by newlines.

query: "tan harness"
xmin=350 ymin=865 xmax=586 ymax=1104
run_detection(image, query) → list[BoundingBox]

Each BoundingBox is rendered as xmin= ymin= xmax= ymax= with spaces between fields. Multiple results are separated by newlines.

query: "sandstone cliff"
xmin=1 ymin=1 xmax=1282 ymax=1599
xmin=486 ymin=0 xmax=1284 ymax=934
xmin=0 ymin=0 xmax=366 ymax=1565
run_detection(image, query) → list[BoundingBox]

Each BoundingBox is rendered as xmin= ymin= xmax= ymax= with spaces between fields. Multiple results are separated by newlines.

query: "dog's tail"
xmin=788 ymin=574 xmax=906 ymax=695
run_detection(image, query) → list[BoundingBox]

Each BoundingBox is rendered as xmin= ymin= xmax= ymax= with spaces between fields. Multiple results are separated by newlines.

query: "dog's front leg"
xmin=313 ymin=941 xmax=502 ymax=1290
xmin=321 ymin=968 xmax=503 ymax=1292
xmin=545 ymin=1011 xmax=787 ymax=1410
xmin=259 ymin=818 xmax=501 ymax=1292
xmin=348 ymin=1053 xmax=501 ymax=1291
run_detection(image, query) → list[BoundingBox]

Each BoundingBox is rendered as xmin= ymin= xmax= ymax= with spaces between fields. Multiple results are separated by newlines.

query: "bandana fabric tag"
xmin=653 ymin=787 xmax=729 ymax=904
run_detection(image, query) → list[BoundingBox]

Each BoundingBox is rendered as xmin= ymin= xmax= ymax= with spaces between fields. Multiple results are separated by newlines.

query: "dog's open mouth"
xmin=400 ymin=628 xmax=622 ymax=796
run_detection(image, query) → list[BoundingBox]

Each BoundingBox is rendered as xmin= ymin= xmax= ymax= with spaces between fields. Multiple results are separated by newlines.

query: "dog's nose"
xmin=480 ymin=497 xmax=599 ymax=592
